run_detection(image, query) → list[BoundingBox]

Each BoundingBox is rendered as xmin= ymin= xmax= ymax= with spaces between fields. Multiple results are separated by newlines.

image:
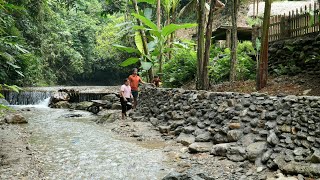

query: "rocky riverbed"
xmin=0 ymin=98 xmax=318 ymax=179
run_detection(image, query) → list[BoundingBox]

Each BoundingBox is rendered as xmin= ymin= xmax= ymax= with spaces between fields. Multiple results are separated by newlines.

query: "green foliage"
xmin=114 ymin=11 xmax=197 ymax=71
xmin=0 ymin=84 xmax=20 ymax=110
xmin=162 ymin=44 xmax=197 ymax=87
xmin=208 ymin=41 xmax=257 ymax=83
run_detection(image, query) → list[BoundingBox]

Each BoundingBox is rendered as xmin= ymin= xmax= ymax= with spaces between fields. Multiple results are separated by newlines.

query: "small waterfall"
xmin=3 ymin=89 xmax=114 ymax=106
xmin=3 ymin=91 xmax=52 ymax=105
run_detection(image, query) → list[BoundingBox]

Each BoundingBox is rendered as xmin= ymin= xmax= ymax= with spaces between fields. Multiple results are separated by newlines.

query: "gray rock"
xmin=210 ymin=143 xmax=231 ymax=156
xmin=227 ymin=146 xmax=247 ymax=162
xmin=96 ymin=113 xmax=116 ymax=124
xmin=162 ymin=171 xmax=189 ymax=180
xmin=111 ymin=103 xmax=122 ymax=110
xmin=227 ymin=130 xmax=243 ymax=142
xmin=172 ymin=111 xmax=184 ymax=120
xmin=240 ymin=133 xmax=256 ymax=147
xmin=5 ymin=113 xmax=27 ymax=124
xmin=187 ymin=117 xmax=199 ymax=125
xmin=195 ymin=132 xmax=211 ymax=142
xmin=213 ymin=133 xmax=228 ymax=144
xmin=188 ymin=142 xmax=212 ymax=153
xmin=250 ymin=118 xmax=259 ymax=127
xmin=177 ymin=133 xmax=195 ymax=146
xmin=197 ymin=122 xmax=206 ymax=129
xmin=159 ymin=126 xmax=170 ymax=134
xmin=265 ymin=111 xmax=277 ymax=120
xmin=132 ymin=116 xmax=144 ymax=121
xmin=309 ymin=149 xmax=320 ymax=163
xmin=293 ymin=147 xmax=309 ymax=156
xmin=183 ymin=126 xmax=196 ymax=134
xmin=278 ymin=160 xmax=320 ymax=177
xmin=52 ymin=101 xmax=71 ymax=108
xmin=262 ymin=150 xmax=273 ymax=163
xmin=246 ymin=142 xmax=268 ymax=162
xmin=170 ymin=120 xmax=185 ymax=129
xmin=267 ymin=131 xmax=279 ymax=146
xmin=149 ymin=117 xmax=159 ymax=126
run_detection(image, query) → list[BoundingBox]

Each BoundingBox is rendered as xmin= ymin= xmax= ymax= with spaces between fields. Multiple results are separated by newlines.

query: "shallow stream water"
xmin=15 ymin=103 xmax=172 ymax=179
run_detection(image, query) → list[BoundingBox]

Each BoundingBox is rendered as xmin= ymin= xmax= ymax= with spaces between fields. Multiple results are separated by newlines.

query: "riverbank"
xmin=0 ymin=106 xmax=313 ymax=179
xmin=0 ymin=111 xmax=42 ymax=179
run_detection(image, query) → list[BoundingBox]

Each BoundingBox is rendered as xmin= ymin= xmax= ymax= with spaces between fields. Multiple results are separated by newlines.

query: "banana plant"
xmin=114 ymin=12 xmax=197 ymax=71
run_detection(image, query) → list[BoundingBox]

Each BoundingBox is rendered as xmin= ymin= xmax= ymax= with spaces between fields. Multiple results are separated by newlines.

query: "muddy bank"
xmin=0 ymin=114 xmax=42 ymax=179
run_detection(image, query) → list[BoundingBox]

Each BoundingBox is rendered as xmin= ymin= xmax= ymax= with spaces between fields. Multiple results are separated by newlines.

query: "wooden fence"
xmin=268 ymin=2 xmax=319 ymax=42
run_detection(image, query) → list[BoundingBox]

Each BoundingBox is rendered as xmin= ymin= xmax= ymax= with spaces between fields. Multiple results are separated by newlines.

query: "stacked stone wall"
xmin=268 ymin=33 xmax=320 ymax=75
xmin=132 ymin=88 xmax=320 ymax=177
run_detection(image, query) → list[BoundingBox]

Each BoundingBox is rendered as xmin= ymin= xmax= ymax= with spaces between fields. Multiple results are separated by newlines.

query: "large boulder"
xmin=50 ymin=92 xmax=70 ymax=104
xmin=52 ymin=101 xmax=71 ymax=109
xmin=5 ymin=114 xmax=27 ymax=124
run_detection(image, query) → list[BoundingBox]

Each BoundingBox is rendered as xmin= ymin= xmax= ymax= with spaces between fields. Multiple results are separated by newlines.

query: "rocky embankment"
xmin=131 ymin=87 xmax=320 ymax=178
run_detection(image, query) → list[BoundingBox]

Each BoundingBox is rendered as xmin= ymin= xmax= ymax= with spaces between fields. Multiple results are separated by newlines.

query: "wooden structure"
xmin=268 ymin=2 xmax=319 ymax=42
xmin=212 ymin=26 xmax=253 ymax=47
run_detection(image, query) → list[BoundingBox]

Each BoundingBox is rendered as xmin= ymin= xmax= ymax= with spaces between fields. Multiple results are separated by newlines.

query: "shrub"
xmin=162 ymin=48 xmax=197 ymax=87
xmin=208 ymin=41 xmax=256 ymax=84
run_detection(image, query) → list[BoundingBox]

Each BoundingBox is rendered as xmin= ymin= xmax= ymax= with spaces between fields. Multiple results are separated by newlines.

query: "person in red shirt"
xmin=128 ymin=68 xmax=145 ymax=109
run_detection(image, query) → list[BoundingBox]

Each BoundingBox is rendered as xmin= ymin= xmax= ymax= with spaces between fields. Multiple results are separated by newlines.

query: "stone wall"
xmin=132 ymin=88 xmax=320 ymax=177
xmin=268 ymin=33 xmax=320 ymax=75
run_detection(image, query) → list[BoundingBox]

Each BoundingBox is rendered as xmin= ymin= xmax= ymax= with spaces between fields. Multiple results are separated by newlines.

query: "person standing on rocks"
xmin=120 ymin=78 xmax=133 ymax=119
xmin=128 ymin=68 xmax=145 ymax=109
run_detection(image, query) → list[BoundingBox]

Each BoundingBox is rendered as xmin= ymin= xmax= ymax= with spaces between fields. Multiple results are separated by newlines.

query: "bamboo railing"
xmin=268 ymin=2 xmax=319 ymax=42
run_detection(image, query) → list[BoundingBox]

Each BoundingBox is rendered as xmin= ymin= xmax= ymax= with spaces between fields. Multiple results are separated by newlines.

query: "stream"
xmin=13 ymin=100 xmax=173 ymax=179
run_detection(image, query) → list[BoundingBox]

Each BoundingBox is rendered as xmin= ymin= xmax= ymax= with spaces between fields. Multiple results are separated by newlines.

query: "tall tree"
xmin=202 ymin=0 xmax=217 ymax=90
xmin=256 ymin=0 xmax=271 ymax=90
xmin=229 ymin=0 xmax=238 ymax=82
xmin=196 ymin=0 xmax=206 ymax=90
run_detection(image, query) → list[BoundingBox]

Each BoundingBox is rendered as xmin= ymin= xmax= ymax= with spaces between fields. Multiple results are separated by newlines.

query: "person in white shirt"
xmin=120 ymin=78 xmax=133 ymax=119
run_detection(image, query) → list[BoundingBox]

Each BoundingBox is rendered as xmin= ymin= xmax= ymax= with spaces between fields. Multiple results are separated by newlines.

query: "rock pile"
xmin=269 ymin=33 xmax=320 ymax=75
xmin=49 ymin=91 xmax=122 ymax=111
xmin=132 ymin=88 xmax=320 ymax=177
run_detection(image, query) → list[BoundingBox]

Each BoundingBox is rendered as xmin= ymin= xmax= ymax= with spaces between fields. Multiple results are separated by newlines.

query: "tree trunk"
xmin=256 ymin=0 xmax=271 ymax=90
xmin=229 ymin=0 xmax=238 ymax=82
xmin=203 ymin=0 xmax=217 ymax=90
xmin=131 ymin=0 xmax=153 ymax=81
xmin=196 ymin=0 xmax=206 ymax=90
xmin=157 ymin=0 xmax=163 ymax=74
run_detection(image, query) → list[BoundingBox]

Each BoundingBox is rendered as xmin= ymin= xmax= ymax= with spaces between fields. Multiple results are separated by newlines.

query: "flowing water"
xmin=13 ymin=100 xmax=173 ymax=179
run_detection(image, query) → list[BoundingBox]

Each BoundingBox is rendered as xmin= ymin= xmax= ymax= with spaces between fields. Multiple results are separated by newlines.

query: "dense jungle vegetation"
xmin=1 ymin=0 xmax=259 ymax=87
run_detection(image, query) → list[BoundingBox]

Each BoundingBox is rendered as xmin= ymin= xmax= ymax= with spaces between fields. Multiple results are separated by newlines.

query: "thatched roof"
xmin=247 ymin=1 xmax=317 ymax=17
